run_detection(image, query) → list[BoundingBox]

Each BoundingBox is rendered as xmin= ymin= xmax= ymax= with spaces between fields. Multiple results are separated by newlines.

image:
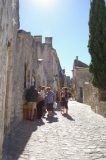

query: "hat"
xmin=46 ymin=86 xmax=50 ymax=90
xmin=62 ymin=87 xmax=68 ymax=90
xmin=41 ymin=86 xmax=45 ymax=89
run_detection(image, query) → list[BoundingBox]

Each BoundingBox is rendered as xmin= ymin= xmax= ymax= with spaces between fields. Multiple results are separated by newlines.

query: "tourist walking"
xmin=26 ymin=84 xmax=38 ymax=121
xmin=64 ymin=87 xmax=69 ymax=114
xmin=45 ymin=87 xmax=56 ymax=116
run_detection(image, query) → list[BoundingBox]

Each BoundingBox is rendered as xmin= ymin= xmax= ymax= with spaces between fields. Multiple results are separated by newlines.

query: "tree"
xmin=88 ymin=0 xmax=106 ymax=89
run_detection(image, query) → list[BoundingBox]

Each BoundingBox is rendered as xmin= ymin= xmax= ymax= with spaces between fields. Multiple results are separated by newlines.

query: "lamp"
xmin=38 ymin=59 xmax=43 ymax=62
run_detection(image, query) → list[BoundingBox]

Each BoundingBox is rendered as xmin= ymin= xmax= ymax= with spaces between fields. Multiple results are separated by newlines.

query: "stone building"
xmin=72 ymin=56 xmax=92 ymax=102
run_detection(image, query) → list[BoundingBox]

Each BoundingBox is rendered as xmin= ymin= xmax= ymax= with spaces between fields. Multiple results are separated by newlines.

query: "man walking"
xmin=26 ymin=84 xmax=38 ymax=121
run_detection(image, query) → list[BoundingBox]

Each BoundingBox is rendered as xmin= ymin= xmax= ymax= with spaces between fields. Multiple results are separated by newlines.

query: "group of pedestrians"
xmin=25 ymin=85 xmax=56 ymax=121
xmin=25 ymin=84 xmax=72 ymax=121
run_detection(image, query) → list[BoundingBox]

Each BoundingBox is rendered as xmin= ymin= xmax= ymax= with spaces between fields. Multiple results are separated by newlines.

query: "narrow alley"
xmin=3 ymin=101 xmax=106 ymax=160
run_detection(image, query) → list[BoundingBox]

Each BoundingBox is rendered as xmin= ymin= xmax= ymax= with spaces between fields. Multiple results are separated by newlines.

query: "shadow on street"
xmin=3 ymin=102 xmax=74 ymax=160
xmin=3 ymin=120 xmax=38 ymax=160
xmin=46 ymin=116 xmax=58 ymax=123
xmin=62 ymin=114 xmax=75 ymax=121
xmin=35 ymin=118 xmax=45 ymax=126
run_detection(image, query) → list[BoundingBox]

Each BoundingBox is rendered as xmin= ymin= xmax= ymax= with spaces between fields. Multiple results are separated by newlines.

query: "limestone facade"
xmin=83 ymin=83 xmax=106 ymax=118
xmin=34 ymin=36 xmax=47 ymax=88
xmin=33 ymin=36 xmax=62 ymax=91
xmin=10 ymin=30 xmax=43 ymax=130
xmin=0 ymin=0 xmax=19 ymax=158
xmin=42 ymin=38 xmax=62 ymax=91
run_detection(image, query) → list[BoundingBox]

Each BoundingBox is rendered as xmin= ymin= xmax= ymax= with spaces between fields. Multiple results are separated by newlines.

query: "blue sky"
xmin=19 ymin=0 xmax=91 ymax=78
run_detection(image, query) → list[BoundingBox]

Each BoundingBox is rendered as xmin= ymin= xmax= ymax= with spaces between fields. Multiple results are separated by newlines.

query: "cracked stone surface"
xmin=3 ymin=101 xmax=106 ymax=160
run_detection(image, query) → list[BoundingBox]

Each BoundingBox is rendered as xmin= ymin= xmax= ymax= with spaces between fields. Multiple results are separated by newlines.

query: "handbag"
xmin=53 ymin=102 xmax=57 ymax=109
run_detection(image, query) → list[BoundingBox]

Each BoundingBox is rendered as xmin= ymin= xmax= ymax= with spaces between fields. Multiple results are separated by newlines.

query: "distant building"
xmin=72 ymin=56 xmax=92 ymax=102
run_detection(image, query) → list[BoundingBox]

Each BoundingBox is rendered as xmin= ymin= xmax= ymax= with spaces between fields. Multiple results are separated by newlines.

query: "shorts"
xmin=47 ymin=103 xmax=53 ymax=111
xmin=64 ymin=101 xmax=68 ymax=109
xmin=60 ymin=101 xmax=65 ymax=106
xmin=28 ymin=102 xmax=36 ymax=110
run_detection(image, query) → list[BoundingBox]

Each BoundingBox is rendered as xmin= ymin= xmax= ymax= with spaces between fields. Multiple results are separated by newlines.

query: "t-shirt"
xmin=65 ymin=92 xmax=69 ymax=101
xmin=40 ymin=90 xmax=45 ymax=99
xmin=46 ymin=91 xmax=56 ymax=103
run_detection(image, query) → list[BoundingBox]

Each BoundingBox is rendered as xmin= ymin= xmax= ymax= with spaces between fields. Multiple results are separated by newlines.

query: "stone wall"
xmin=0 ymin=0 xmax=19 ymax=158
xmin=34 ymin=36 xmax=47 ymax=88
xmin=10 ymin=30 xmax=37 ymax=129
xmin=83 ymin=83 xmax=106 ymax=118
xmin=10 ymin=32 xmax=61 ymax=132
xmin=43 ymin=42 xmax=53 ymax=83
xmin=43 ymin=38 xmax=56 ymax=88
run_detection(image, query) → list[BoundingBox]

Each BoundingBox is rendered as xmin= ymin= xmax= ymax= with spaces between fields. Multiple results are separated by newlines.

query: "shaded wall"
xmin=10 ymin=30 xmax=38 ymax=129
xmin=0 ymin=0 xmax=19 ymax=158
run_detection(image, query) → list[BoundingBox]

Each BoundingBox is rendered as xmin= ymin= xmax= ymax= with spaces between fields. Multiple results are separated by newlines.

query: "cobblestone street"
xmin=3 ymin=101 xmax=106 ymax=160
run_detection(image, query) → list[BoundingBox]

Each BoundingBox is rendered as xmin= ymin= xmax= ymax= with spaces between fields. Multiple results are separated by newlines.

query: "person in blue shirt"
xmin=45 ymin=87 xmax=56 ymax=116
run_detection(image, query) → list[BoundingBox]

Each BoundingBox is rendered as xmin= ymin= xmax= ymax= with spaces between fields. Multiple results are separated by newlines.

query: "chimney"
xmin=45 ymin=37 xmax=52 ymax=47
xmin=76 ymin=56 xmax=78 ymax=66
xmin=34 ymin=36 xmax=42 ymax=43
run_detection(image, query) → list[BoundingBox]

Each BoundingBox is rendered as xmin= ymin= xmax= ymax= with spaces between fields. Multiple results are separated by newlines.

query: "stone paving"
xmin=3 ymin=101 xmax=106 ymax=160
